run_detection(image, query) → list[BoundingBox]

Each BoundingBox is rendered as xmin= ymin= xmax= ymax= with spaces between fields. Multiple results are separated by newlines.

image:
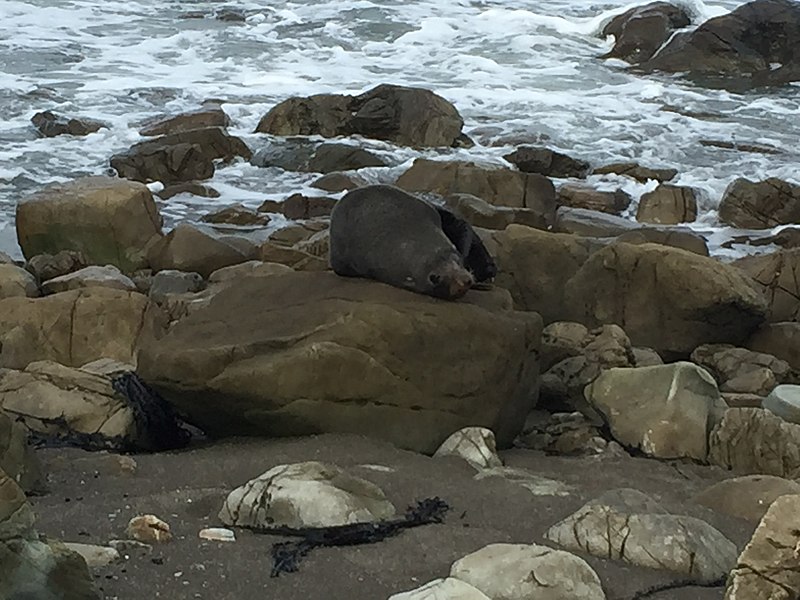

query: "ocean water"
xmin=1 ymin=0 xmax=799 ymax=260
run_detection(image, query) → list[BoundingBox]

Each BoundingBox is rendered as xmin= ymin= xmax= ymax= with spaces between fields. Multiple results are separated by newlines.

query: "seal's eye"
xmin=429 ymin=273 xmax=442 ymax=286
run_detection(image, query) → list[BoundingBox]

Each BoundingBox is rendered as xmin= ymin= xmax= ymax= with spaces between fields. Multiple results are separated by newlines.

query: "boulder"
xmin=0 ymin=469 xmax=99 ymax=599
xmin=748 ymin=322 xmax=800 ymax=370
xmin=690 ymin=343 xmax=794 ymax=396
xmin=0 ymin=288 xmax=165 ymax=369
xmin=613 ymin=227 xmax=709 ymax=256
xmin=449 ymin=543 xmax=606 ymax=600
xmin=725 ymin=494 xmax=800 ymax=599
xmin=25 ymin=250 xmax=87 ymax=282
xmin=557 ymin=184 xmax=632 ymax=215
xmin=218 ymin=461 xmax=396 ymax=528
xmin=540 ymin=321 xmax=592 ymax=371
xmin=147 ymin=223 xmax=254 ymax=278
xmin=41 ymin=265 xmax=136 ymax=294
xmin=503 ymin=146 xmax=590 ymax=178
xmin=250 ymin=137 xmax=318 ymax=170
xmin=693 ymin=475 xmax=800 ymax=523
xmin=273 ymin=194 xmax=336 ymax=220
xmin=0 ymin=410 xmax=44 ymax=493
xmin=585 ymin=362 xmax=725 ymax=460
xmin=636 ymin=184 xmax=698 ymax=224
xmin=443 ymin=193 xmax=548 ymax=230
xmin=601 ymin=2 xmax=691 ymax=63
xmin=719 ymin=177 xmax=800 ymax=228
xmin=110 ymin=127 xmax=251 ymax=184
xmin=708 ymin=407 xmax=800 ymax=477
xmin=433 ymin=427 xmax=503 ymax=469
xmin=640 ymin=0 xmax=800 ymax=88
xmin=555 ymin=206 xmax=638 ymax=236
xmin=514 ymin=410 xmax=614 ymax=456
xmin=545 ymin=488 xmax=737 ymax=584
xmin=137 ymin=272 xmax=541 ymax=453
xmin=592 ymin=162 xmax=677 ymax=182
xmin=565 ymin=242 xmax=767 ymax=356
xmin=30 ymin=110 xmax=106 ymax=137
xmin=268 ymin=220 xmax=328 ymax=247
xmin=256 ymin=84 xmax=465 ymax=148
xmin=395 ymin=159 xmax=557 ymax=218
xmin=389 ymin=578 xmax=490 ymax=600
xmin=149 ymin=270 xmax=204 ymax=304
xmin=735 ymin=249 xmax=800 ymax=322
xmin=207 ymin=261 xmax=293 ymax=285
xmin=139 ymin=105 xmax=231 ymax=136
xmin=258 ymin=242 xmax=328 ymax=271
xmin=201 ymin=205 xmax=270 ymax=226
xmin=0 ymin=264 xmax=38 ymax=299
xmin=763 ymin=385 xmax=800 ymax=424
xmin=16 ymin=176 xmax=163 ymax=273
xmin=306 ymin=143 xmax=387 ymax=173
xmin=157 ymin=182 xmax=220 ymax=200
xmin=311 ymin=171 xmax=368 ymax=192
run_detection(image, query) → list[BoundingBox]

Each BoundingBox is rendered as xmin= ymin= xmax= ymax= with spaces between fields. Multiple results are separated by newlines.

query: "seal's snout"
xmin=429 ymin=261 xmax=474 ymax=300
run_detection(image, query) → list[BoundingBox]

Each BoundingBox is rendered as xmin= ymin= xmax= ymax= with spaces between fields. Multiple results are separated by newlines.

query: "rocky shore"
xmin=3 ymin=1 xmax=800 ymax=598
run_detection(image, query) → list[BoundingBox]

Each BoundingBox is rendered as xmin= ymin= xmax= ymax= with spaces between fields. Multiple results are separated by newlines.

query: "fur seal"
xmin=329 ymin=184 xmax=496 ymax=300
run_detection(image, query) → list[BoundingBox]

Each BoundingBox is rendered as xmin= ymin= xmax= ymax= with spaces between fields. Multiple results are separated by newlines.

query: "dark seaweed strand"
xmin=237 ymin=497 xmax=450 ymax=577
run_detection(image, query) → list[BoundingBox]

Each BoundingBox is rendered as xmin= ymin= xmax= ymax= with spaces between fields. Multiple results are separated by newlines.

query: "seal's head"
xmin=423 ymin=252 xmax=475 ymax=300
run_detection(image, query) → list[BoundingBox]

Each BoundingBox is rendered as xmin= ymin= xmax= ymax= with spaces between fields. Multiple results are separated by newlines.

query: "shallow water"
xmin=1 ymin=0 xmax=798 ymax=259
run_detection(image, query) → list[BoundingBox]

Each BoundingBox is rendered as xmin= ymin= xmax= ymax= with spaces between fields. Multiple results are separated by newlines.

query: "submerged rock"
xmin=601 ymin=2 xmax=691 ymax=63
xmin=31 ymin=110 xmax=107 ymax=137
xmin=503 ymin=146 xmax=590 ymax=178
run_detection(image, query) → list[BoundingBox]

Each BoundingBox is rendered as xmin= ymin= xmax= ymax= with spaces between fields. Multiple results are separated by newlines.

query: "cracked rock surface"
xmin=388 ymin=577 xmax=490 ymax=599
xmin=450 ymin=542 xmax=606 ymax=600
xmin=735 ymin=249 xmax=800 ymax=323
xmin=434 ymin=427 xmax=503 ymax=470
xmin=725 ymin=494 xmax=800 ymax=599
xmin=218 ymin=461 xmax=396 ymax=529
xmin=545 ymin=488 xmax=737 ymax=584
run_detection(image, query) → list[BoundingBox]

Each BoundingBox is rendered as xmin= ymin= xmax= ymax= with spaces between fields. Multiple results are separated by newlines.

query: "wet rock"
xmin=41 ymin=265 xmax=137 ymax=294
xmin=147 ymin=223 xmax=254 ymax=278
xmin=592 ymin=162 xmax=677 ymax=182
xmin=541 ymin=325 xmax=635 ymax=417
xmin=219 ymin=461 xmax=396 ymax=528
xmin=258 ymin=242 xmax=328 ymax=271
xmin=636 ymin=183 xmax=698 ymax=224
xmin=725 ymin=494 xmax=800 ymax=598
xmin=0 ymin=288 xmax=165 ymax=369
xmin=110 ymin=127 xmax=251 ymax=184
xmin=540 ymin=321 xmax=592 ymax=371
xmin=473 ymin=466 xmax=574 ymax=496
xmin=555 ymin=206 xmax=638 ymax=237
xmin=514 ymin=411 xmax=611 ymax=456
xmin=139 ymin=105 xmax=231 ymax=137
xmin=586 ymin=362 xmax=726 ymax=460
xmin=250 ymin=137 xmax=318 ymax=171
xmin=640 ymin=0 xmax=800 ymax=89
xmin=126 ymin=515 xmax=172 ymax=544
xmin=749 ymin=322 xmax=800 ymax=370
xmin=157 ymin=182 xmax=220 ymax=200
xmin=691 ymin=343 xmax=793 ymax=396
xmin=396 ymin=159 xmax=556 ymax=221
xmin=256 ymin=83 xmax=465 ymax=148
xmin=443 ymin=193 xmax=549 ymax=231
xmin=565 ymin=242 xmax=767 ymax=356
xmin=201 ymin=205 xmax=270 ymax=226
xmin=613 ymin=227 xmax=709 ymax=256
xmin=311 ymin=171 xmax=368 ymax=192
xmin=433 ymin=427 xmax=502 ymax=469
xmin=719 ymin=177 xmax=800 ymax=228
xmin=694 ymin=475 xmax=800 ymax=523
xmin=16 ymin=176 xmax=163 ymax=273
xmin=763 ymin=384 xmax=800 ymax=424
xmin=26 ymin=250 xmax=87 ymax=282
xmin=601 ymin=2 xmax=691 ymax=63
xmin=0 ymin=360 xmax=150 ymax=448
xmin=389 ymin=578 xmax=490 ymax=600
xmin=503 ymin=146 xmax=590 ymax=178
xmin=0 ymin=264 xmax=38 ymax=299
xmin=278 ymin=193 xmax=337 ymax=220
xmin=306 ymin=143 xmax=387 ymax=173
xmin=0 ymin=410 xmax=44 ymax=493
xmin=557 ymin=184 xmax=632 ymax=215
xmin=545 ymin=488 xmax=737 ymax=584
xmin=450 ymin=543 xmax=606 ymax=600
xmin=0 ymin=469 xmax=99 ymax=599
xmin=149 ymin=270 xmax=204 ymax=304
xmin=31 ymin=110 xmax=106 ymax=137
xmin=708 ymin=407 xmax=800 ymax=477
xmin=215 ymin=8 xmax=246 ymax=22
xmin=63 ymin=543 xmax=120 ymax=567
xmin=137 ymin=272 xmax=541 ymax=453
xmin=735 ymin=249 xmax=800 ymax=322
xmin=198 ymin=528 xmax=235 ymax=543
